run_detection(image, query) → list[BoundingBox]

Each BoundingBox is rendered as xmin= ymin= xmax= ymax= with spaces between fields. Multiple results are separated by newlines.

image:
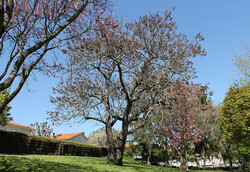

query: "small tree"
xmin=30 ymin=122 xmax=53 ymax=137
xmin=156 ymin=81 xmax=202 ymax=171
xmin=87 ymin=128 xmax=119 ymax=147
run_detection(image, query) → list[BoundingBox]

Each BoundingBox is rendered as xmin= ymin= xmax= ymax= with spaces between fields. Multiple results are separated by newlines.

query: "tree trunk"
xmin=106 ymin=144 xmax=124 ymax=165
xmin=164 ymin=142 xmax=170 ymax=167
xmin=147 ymin=147 xmax=152 ymax=165
xmin=229 ymin=156 xmax=233 ymax=172
xmin=224 ymin=142 xmax=233 ymax=172
xmin=106 ymin=120 xmax=128 ymax=166
xmin=203 ymin=148 xmax=206 ymax=170
xmin=179 ymin=147 xmax=188 ymax=171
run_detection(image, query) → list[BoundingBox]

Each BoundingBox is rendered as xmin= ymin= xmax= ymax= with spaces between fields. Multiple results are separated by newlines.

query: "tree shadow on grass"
xmin=0 ymin=155 xmax=99 ymax=172
xmin=122 ymin=160 xmax=185 ymax=172
xmin=122 ymin=161 xmax=174 ymax=172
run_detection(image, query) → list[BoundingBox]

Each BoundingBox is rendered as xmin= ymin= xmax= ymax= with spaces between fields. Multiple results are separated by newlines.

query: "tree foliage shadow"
xmin=122 ymin=161 xmax=175 ymax=172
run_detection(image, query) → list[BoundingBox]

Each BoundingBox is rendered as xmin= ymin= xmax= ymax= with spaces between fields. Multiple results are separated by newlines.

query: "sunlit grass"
xmin=0 ymin=154 xmax=223 ymax=172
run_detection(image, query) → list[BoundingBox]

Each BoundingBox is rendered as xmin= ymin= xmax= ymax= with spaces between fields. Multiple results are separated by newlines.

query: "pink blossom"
xmin=155 ymin=81 xmax=201 ymax=153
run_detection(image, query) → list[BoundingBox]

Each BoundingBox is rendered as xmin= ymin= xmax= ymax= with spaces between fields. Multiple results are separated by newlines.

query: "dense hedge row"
xmin=0 ymin=130 xmax=107 ymax=157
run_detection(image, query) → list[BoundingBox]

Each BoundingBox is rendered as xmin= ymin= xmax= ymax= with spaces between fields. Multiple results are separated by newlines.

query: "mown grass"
xmin=0 ymin=154 xmax=222 ymax=172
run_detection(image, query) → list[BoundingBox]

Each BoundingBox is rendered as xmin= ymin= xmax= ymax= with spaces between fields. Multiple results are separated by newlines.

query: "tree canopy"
xmin=219 ymin=83 xmax=250 ymax=163
xmin=48 ymin=10 xmax=206 ymax=166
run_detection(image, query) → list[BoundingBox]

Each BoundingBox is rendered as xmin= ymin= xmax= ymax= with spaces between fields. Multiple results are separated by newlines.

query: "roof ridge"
xmin=52 ymin=132 xmax=85 ymax=140
xmin=7 ymin=121 xmax=35 ymax=130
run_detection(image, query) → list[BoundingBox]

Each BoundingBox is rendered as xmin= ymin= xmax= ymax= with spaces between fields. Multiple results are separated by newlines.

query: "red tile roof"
xmin=125 ymin=143 xmax=135 ymax=148
xmin=7 ymin=121 xmax=35 ymax=130
xmin=51 ymin=132 xmax=84 ymax=140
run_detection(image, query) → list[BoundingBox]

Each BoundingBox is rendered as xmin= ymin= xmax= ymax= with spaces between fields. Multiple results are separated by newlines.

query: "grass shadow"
xmin=0 ymin=155 xmax=99 ymax=171
xmin=122 ymin=160 xmax=179 ymax=172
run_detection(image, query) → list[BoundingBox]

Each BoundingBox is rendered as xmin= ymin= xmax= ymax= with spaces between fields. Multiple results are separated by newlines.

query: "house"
xmin=50 ymin=132 xmax=87 ymax=144
xmin=0 ymin=121 xmax=35 ymax=134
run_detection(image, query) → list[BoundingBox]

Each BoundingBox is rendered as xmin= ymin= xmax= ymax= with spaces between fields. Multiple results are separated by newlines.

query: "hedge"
xmin=0 ymin=130 xmax=107 ymax=157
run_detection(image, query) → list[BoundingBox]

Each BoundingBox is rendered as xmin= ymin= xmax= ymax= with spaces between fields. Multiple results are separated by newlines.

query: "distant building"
xmin=125 ymin=134 xmax=134 ymax=148
xmin=50 ymin=132 xmax=87 ymax=144
xmin=0 ymin=121 xmax=35 ymax=134
xmin=169 ymin=154 xmax=227 ymax=168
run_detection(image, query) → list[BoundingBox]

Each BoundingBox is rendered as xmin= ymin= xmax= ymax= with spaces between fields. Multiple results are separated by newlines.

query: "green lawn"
xmin=0 ymin=154 xmax=222 ymax=172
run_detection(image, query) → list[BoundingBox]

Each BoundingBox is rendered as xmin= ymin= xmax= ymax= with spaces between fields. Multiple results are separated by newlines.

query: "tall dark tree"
xmin=48 ymin=11 xmax=205 ymax=165
xmin=194 ymin=104 xmax=221 ymax=170
xmin=192 ymin=86 xmax=221 ymax=170
xmin=131 ymin=117 xmax=159 ymax=165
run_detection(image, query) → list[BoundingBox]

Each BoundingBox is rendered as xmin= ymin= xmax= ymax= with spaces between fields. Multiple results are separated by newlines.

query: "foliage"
xmin=219 ymin=83 xmax=250 ymax=170
xmin=130 ymin=118 xmax=178 ymax=166
xmin=0 ymin=89 xmax=12 ymax=125
xmin=156 ymin=81 xmax=202 ymax=171
xmin=233 ymin=45 xmax=250 ymax=85
xmin=0 ymin=155 xmax=214 ymax=172
xmin=30 ymin=122 xmax=53 ymax=137
xmin=48 ymin=10 xmax=205 ymax=166
xmin=0 ymin=0 xmax=112 ymax=115
xmin=131 ymin=117 xmax=161 ymax=165
xmin=125 ymin=144 xmax=145 ymax=159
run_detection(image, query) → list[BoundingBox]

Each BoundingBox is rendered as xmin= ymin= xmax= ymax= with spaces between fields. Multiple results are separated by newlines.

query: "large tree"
xmin=0 ymin=0 xmax=111 ymax=116
xmin=48 ymin=11 xmax=205 ymax=165
xmin=219 ymin=83 xmax=250 ymax=171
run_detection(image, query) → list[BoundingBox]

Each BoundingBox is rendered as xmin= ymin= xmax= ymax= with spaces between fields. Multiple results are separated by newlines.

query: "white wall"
xmin=68 ymin=134 xmax=86 ymax=144
xmin=0 ymin=124 xmax=33 ymax=134
xmin=169 ymin=156 xmax=225 ymax=168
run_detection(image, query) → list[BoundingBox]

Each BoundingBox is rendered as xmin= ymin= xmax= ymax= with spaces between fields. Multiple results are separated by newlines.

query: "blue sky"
xmin=9 ymin=0 xmax=250 ymax=136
